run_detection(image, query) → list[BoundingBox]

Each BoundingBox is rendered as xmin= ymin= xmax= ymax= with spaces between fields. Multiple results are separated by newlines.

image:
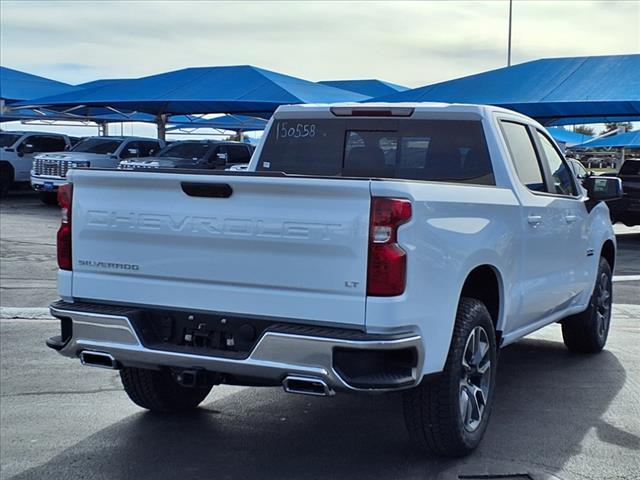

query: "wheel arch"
xmin=459 ymin=265 xmax=504 ymax=341
xmin=601 ymin=239 xmax=615 ymax=271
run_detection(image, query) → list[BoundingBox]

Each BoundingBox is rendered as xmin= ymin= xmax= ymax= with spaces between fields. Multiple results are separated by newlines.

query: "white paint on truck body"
xmin=62 ymin=102 xmax=616 ymax=378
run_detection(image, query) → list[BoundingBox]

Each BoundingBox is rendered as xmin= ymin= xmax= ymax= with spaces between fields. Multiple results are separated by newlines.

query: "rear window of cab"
xmin=257 ymin=118 xmax=495 ymax=185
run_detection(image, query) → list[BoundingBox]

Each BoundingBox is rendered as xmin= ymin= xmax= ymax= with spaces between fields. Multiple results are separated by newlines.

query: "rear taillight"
xmin=367 ymin=197 xmax=412 ymax=296
xmin=57 ymin=183 xmax=73 ymax=270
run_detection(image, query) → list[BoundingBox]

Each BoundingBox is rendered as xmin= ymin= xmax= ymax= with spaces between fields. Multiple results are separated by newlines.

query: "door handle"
xmin=527 ymin=215 xmax=543 ymax=226
xmin=565 ymin=215 xmax=578 ymax=224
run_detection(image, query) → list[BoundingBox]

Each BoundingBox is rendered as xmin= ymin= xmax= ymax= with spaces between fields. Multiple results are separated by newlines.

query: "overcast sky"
xmin=2 ymin=0 xmax=639 ymax=88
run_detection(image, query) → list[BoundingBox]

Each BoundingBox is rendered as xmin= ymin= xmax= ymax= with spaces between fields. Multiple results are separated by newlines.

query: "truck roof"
xmin=274 ymin=102 xmax=537 ymax=124
xmin=83 ymin=136 xmax=162 ymax=141
xmin=0 ymin=130 xmax=68 ymax=136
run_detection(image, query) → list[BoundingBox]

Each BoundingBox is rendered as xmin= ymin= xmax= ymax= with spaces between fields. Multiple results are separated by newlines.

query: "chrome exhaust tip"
xmin=79 ymin=350 xmax=118 ymax=370
xmin=282 ymin=375 xmax=334 ymax=397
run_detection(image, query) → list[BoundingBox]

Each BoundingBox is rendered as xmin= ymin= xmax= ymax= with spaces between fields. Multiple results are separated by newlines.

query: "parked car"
xmin=47 ymin=103 xmax=621 ymax=457
xmin=31 ymin=136 xmax=163 ymax=204
xmin=118 ymin=140 xmax=253 ymax=171
xmin=607 ymin=159 xmax=640 ymax=226
xmin=0 ymin=131 xmax=71 ymax=197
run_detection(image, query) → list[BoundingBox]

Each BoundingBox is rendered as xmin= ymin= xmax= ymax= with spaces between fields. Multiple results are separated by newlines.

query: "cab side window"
xmin=500 ymin=121 xmax=546 ymax=192
xmin=226 ymin=145 xmax=252 ymax=164
xmin=138 ymin=141 xmax=160 ymax=157
xmin=535 ymin=131 xmax=578 ymax=196
xmin=120 ymin=141 xmax=140 ymax=159
xmin=24 ymin=135 xmax=67 ymax=153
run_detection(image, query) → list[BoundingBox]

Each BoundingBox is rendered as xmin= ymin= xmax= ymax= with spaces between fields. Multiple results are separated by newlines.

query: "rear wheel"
xmin=561 ymin=257 xmax=612 ymax=353
xmin=39 ymin=191 xmax=59 ymax=205
xmin=120 ymin=367 xmax=213 ymax=413
xmin=403 ymin=297 xmax=497 ymax=457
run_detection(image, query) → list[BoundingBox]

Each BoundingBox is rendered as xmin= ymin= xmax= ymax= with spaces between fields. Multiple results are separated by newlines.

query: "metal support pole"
xmin=157 ymin=114 xmax=167 ymax=141
xmin=507 ymin=0 xmax=513 ymax=67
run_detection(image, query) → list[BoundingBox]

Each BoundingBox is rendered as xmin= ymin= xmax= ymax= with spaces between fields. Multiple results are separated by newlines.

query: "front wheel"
xmin=38 ymin=191 xmax=59 ymax=205
xmin=403 ymin=297 xmax=497 ymax=457
xmin=561 ymin=257 xmax=613 ymax=353
xmin=120 ymin=367 xmax=214 ymax=413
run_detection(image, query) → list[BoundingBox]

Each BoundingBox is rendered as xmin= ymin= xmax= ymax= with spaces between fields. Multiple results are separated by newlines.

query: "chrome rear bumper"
xmin=49 ymin=302 xmax=424 ymax=392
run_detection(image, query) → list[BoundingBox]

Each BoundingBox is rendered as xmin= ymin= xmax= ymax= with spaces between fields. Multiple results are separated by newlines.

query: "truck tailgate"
xmin=69 ymin=170 xmax=371 ymax=326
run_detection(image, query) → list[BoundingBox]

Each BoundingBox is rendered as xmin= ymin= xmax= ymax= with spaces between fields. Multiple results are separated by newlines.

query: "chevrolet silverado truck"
xmin=118 ymin=140 xmax=253 ymax=171
xmin=607 ymin=159 xmax=639 ymax=226
xmin=47 ymin=103 xmax=622 ymax=457
xmin=31 ymin=136 xmax=163 ymax=204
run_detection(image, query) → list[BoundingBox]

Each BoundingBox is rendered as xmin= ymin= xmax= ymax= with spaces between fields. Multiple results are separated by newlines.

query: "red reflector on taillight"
xmin=367 ymin=197 xmax=412 ymax=296
xmin=57 ymin=183 xmax=73 ymax=271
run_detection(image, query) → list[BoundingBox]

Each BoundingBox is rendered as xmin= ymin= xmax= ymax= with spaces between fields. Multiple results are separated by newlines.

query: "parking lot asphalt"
xmin=1 ymin=307 xmax=638 ymax=480
xmin=1 ymin=190 xmax=639 ymax=480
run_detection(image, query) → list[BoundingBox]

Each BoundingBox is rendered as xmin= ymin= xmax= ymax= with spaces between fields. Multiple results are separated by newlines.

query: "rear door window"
xmin=258 ymin=118 xmax=494 ymax=185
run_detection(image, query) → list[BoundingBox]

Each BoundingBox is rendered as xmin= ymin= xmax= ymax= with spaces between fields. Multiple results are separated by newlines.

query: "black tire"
xmin=0 ymin=171 xmax=11 ymax=198
xmin=39 ymin=191 xmax=59 ymax=206
xmin=120 ymin=367 xmax=213 ymax=413
xmin=403 ymin=297 xmax=497 ymax=457
xmin=561 ymin=257 xmax=613 ymax=354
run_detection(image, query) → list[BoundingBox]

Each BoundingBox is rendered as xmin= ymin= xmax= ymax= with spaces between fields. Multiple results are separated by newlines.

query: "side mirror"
xmin=584 ymin=176 xmax=623 ymax=201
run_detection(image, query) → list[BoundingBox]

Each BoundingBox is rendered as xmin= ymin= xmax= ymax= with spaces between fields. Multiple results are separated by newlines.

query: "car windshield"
xmin=157 ymin=142 xmax=212 ymax=160
xmin=71 ymin=138 xmax=122 ymax=154
xmin=0 ymin=133 xmax=23 ymax=148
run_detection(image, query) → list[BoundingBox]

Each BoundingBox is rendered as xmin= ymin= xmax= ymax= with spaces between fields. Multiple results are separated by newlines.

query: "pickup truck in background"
xmin=118 ymin=140 xmax=253 ymax=171
xmin=47 ymin=103 xmax=622 ymax=457
xmin=607 ymin=158 xmax=639 ymax=226
xmin=0 ymin=131 xmax=71 ymax=197
xmin=31 ymin=136 xmax=163 ymax=204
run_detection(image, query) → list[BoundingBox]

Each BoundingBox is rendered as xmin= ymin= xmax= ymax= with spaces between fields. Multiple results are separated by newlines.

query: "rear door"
xmin=70 ymin=170 xmax=372 ymax=327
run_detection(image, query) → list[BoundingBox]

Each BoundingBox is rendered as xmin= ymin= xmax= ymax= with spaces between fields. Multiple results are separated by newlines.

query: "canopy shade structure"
xmin=546 ymin=127 xmax=592 ymax=146
xmin=167 ymin=114 xmax=267 ymax=132
xmin=17 ymin=65 xmax=369 ymax=116
xmin=318 ymin=79 xmax=407 ymax=98
xmin=0 ymin=106 xmax=155 ymax=124
xmin=573 ymin=130 xmax=640 ymax=149
xmin=0 ymin=66 xmax=76 ymax=104
xmin=371 ymin=55 xmax=640 ymax=125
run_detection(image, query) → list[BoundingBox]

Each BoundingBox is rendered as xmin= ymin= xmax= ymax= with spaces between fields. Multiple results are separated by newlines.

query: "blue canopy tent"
xmin=318 ymin=79 xmax=407 ymax=98
xmin=0 ymin=66 xmax=75 ymax=104
xmin=0 ymin=107 xmax=155 ymax=124
xmin=573 ymin=130 xmax=640 ymax=149
xmin=370 ymin=55 xmax=640 ymax=126
xmin=546 ymin=127 xmax=592 ymax=147
xmin=167 ymin=114 xmax=267 ymax=132
xmin=17 ymin=65 xmax=368 ymax=139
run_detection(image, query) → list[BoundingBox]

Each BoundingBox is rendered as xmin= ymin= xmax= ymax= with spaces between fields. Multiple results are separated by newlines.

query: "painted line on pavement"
xmin=613 ymin=275 xmax=640 ymax=282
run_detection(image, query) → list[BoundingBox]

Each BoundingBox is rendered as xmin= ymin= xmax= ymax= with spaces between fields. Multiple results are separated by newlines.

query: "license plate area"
xmin=129 ymin=309 xmax=277 ymax=359
xmin=43 ymin=182 xmax=54 ymax=190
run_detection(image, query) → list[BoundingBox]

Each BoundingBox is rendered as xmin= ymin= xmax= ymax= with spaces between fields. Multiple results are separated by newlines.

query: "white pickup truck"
xmin=47 ymin=103 xmax=622 ymax=457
